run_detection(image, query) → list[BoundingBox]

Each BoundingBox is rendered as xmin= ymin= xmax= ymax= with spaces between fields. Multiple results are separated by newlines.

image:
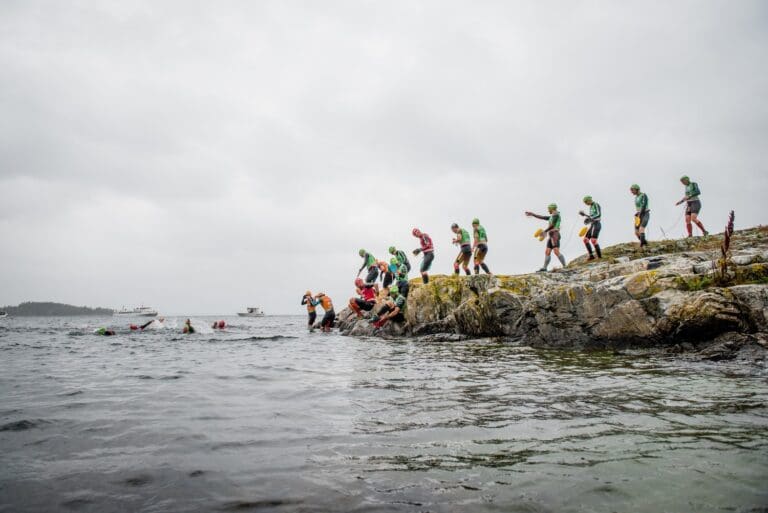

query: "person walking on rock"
xmin=357 ymin=249 xmax=379 ymax=284
xmin=451 ymin=223 xmax=472 ymax=276
xmin=526 ymin=203 xmax=567 ymax=272
xmin=676 ymin=176 xmax=709 ymax=237
xmin=579 ymin=196 xmax=603 ymax=260
xmin=394 ymin=257 xmax=410 ymax=297
xmin=630 ymin=184 xmax=650 ymax=249
xmin=471 ymin=218 xmax=491 ymax=275
xmin=412 ymin=228 xmax=434 ymax=284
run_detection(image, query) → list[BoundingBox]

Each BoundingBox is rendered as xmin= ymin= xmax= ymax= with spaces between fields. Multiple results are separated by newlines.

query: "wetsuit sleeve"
xmin=358 ymin=257 xmax=368 ymax=274
xmin=690 ymin=182 xmax=700 ymax=198
xmin=531 ymin=213 xmax=549 ymax=221
xmin=301 ymin=296 xmax=308 ymax=305
xmin=593 ymin=203 xmax=601 ymax=221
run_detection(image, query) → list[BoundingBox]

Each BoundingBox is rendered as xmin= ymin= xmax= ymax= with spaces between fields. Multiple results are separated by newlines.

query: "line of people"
xmin=304 ymin=177 xmax=710 ymax=330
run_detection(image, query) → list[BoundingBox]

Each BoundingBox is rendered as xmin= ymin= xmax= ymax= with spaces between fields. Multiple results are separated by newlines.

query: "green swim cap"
xmin=583 ymin=195 xmax=592 ymax=203
xmin=630 ymin=184 xmax=640 ymax=191
xmin=547 ymin=203 xmax=557 ymax=210
xmin=472 ymin=218 xmax=480 ymax=225
xmin=388 ymin=246 xmax=395 ymax=254
xmin=680 ymin=175 xmax=690 ymax=182
xmin=390 ymin=257 xmax=398 ymax=265
xmin=390 ymin=285 xmax=399 ymax=295
xmin=358 ymin=249 xmax=366 ymax=257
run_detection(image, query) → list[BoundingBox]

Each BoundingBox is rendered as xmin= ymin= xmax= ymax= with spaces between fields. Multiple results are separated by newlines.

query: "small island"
xmin=1 ymin=302 xmax=114 ymax=317
xmin=338 ymin=225 xmax=768 ymax=361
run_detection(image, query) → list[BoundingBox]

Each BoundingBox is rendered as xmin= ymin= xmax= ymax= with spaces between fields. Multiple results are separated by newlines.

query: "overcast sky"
xmin=1 ymin=1 xmax=766 ymax=315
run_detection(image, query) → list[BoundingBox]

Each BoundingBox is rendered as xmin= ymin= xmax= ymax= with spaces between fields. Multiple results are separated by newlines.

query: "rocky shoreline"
xmin=337 ymin=226 xmax=768 ymax=361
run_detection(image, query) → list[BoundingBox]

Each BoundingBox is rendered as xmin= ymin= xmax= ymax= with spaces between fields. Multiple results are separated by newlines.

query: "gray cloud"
xmin=1 ymin=0 xmax=766 ymax=315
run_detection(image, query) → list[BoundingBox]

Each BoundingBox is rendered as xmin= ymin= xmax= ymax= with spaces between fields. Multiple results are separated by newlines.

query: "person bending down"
xmin=315 ymin=292 xmax=335 ymax=332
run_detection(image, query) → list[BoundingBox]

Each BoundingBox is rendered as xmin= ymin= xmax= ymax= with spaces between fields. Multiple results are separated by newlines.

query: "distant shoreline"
xmin=1 ymin=302 xmax=113 ymax=317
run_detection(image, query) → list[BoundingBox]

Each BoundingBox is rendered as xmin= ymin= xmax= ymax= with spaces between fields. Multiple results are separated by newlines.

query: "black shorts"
xmin=474 ymin=244 xmax=488 ymax=261
xmin=546 ymin=230 xmax=561 ymax=249
xmin=321 ymin=310 xmax=336 ymax=328
xmin=455 ymin=245 xmax=472 ymax=266
xmin=404 ymin=260 xmax=412 ymax=272
xmin=307 ymin=311 xmax=317 ymax=325
xmin=586 ymin=221 xmax=601 ymax=240
xmin=382 ymin=272 xmax=394 ymax=289
xmin=397 ymin=280 xmax=410 ymax=297
xmin=637 ymin=211 xmax=650 ymax=229
xmin=365 ymin=266 xmax=379 ymax=284
xmin=420 ymin=251 xmax=434 ymax=273
xmin=354 ymin=298 xmax=375 ymax=311
xmin=686 ymin=200 xmax=701 ymax=215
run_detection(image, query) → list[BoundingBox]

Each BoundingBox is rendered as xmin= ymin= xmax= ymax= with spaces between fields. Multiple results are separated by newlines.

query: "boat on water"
xmin=115 ymin=306 xmax=158 ymax=317
xmin=237 ymin=307 xmax=265 ymax=317
xmin=0 ymin=311 xmax=7 ymax=318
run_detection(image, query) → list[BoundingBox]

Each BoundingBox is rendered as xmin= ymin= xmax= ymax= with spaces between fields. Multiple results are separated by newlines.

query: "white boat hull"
xmin=237 ymin=312 xmax=264 ymax=317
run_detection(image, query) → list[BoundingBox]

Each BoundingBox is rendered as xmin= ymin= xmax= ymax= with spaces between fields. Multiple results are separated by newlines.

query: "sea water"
xmin=1 ymin=316 xmax=767 ymax=512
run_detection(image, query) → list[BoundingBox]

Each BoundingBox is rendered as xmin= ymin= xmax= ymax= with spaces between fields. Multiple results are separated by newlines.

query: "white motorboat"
xmin=0 ymin=311 xmax=7 ymax=318
xmin=115 ymin=306 xmax=158 ymax=317
xmin=237 ymin=307 xmax=264 ymax=317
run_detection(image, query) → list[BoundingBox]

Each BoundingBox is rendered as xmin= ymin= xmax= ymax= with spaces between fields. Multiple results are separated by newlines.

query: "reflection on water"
xmin=0 ymin=316 xmax=766 ymax=512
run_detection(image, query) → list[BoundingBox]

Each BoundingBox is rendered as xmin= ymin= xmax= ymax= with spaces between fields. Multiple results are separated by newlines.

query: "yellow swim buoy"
xmin=634 ymin=216 xmax=641 ymax=228
xmin=533 ymin=228 xmax=545 ymax=241
xmin=578 ymin=226 xmax=588 ymax=237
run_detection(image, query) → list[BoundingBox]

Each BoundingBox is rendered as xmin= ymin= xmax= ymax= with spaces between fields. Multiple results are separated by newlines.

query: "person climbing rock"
xmin=371 ymin=285 xmax=407 ymax=328
xmin=526 ymin=203 xmax=567 ymax=272
xmin=395 ymin=257 xmax=410 ymax=297
xmin=315 ymin=292 xmax=335 ymax=332
xmin=301 ymin=291 xmax=318 ymax=331
xmin=349 ymin=278 xmax=377 ymax=318
xmin=451 ymin=223 xmax=472 ymax=276
xmin=630 ymin=184 xmax=650 ymax=248
xmin=676 ymin=176 xmax=709 ymax=237
xmin=379 ymin=260 xmax=395 ymax=289
xmin=388 ymin=246 xmax=411 ymax=272
xmin=412 ymin=228 xmax=434 ymax=284
xmin=357 ymin=249 xmax=379 ymax=284
xmin=471 ymin=218 xmax=491 ymax=275
xmin=579 ymin=196 xmax=603 ymax=260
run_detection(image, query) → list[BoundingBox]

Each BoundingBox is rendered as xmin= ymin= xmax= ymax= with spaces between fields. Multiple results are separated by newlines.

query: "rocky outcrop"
xmin=339 ymin=226 xmax=768 ymax=359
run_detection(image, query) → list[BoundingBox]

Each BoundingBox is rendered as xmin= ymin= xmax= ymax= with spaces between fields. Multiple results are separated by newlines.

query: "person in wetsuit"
xmin=630 ymin=184 xmax=650 ymax=249
xmin=379 ymin=260 xmax=395 ymax=289
xmin=371 ymin=285 xmax=407 ymax=328
xmin=183 ymin=319 xmax=195 ymax=334
xmin=315 ymin=292 xmax=335 ymax=332
xmin=579 ymin=196 xmax=603 ymax=260
xmin=388 ymin=246 xmax=411 ymax=273
xmin=471 ymin=218 xmax=491 ymax=275
xmin=451 ymin=223 xmax=472 ymax=276
xmin=301 ymin=291 xmax=318 ymax=330
xmin=526 ymin=203 xmax=568 ymax=272
xmin=349 ymin=278 xmax=377 ymax=318
xmin=357 ymin=249 xmax=379 ymax=285
xmin=412 ymin=228 xmax=434 ymax=284
xmin=394 ymin=257 xmax=410 ymax=298
xmin=676 ymin=176 xmax=709 ymax=237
